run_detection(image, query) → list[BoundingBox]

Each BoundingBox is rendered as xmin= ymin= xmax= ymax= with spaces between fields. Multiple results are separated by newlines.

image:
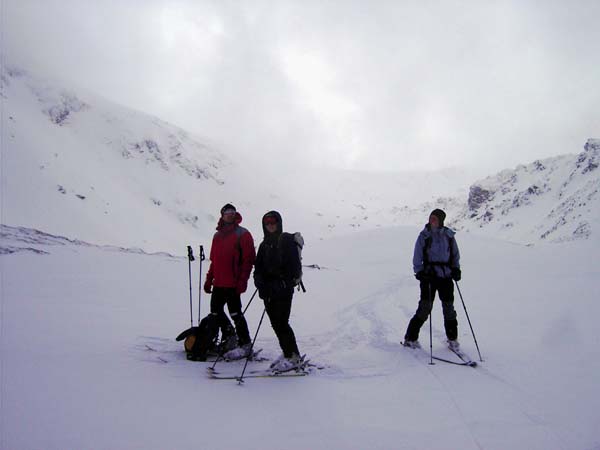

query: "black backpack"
xmin=175 ymin=314 xmax=219 ymax=361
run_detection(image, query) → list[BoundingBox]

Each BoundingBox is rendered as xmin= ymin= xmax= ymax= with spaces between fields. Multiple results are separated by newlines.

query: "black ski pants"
xmin=264 ymin=290 xmax=300 ymax=358
xmin=210 ymin=287 xmax=251 ymax=346
xmin=405 ymin=277 xmax=458 ymax=341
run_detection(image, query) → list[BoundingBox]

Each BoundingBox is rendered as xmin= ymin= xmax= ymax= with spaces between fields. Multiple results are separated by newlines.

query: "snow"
xmin=2 ymin=225 xmax=599 ymax=450
xmin=454 ymin=142 xmax=600 ymax=243
xmin=3 ymin=63 xmax=600 ymax=450
xmin=1 ymin=66 xmax=236 ymax=252
xmin=4 ymin=64 xmax=599 ymax=252
xmin=0 ymin=65 xmax=479 ymax=253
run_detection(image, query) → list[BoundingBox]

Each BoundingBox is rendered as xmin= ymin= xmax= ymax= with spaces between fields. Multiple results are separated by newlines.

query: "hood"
xmin=217 ymin=212 xmax=243 ymax=230
xmin=261 ymin=210 xmax=283 ymax=238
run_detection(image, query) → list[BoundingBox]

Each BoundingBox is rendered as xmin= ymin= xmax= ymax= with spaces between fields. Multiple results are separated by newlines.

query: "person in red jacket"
xmin=204 ymin=204 xmax=256 ymax=359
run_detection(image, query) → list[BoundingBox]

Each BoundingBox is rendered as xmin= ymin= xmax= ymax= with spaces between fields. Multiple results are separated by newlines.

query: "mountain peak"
xmin=577 ymin=138 xmax=599 ymax=175
xmin=456 ymin=139 xmax=600 ymax=243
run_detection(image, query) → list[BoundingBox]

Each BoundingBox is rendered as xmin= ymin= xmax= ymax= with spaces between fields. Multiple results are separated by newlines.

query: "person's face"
xmin=222 ymin=210 xmax=236 ymax=224
xmin=263 ymin=216 xmax=278 ymax=233
xmin=429 ymin=215 xmax=440 ymax=229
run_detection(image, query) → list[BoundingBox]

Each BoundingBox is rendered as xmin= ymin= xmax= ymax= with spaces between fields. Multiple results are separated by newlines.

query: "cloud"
xmin=3 ymin=0 xmax=600 ymax=172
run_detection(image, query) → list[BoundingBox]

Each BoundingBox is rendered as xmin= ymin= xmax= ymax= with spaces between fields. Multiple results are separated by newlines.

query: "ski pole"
xmin=197 ymin=245 xmax=205 ymax=325
xmin=187 ymin=246 xmax=195 ymax=328
xmin=208 ymin=289 xmax=259 ymax=373
xmin=238 ymin=306 xmax=268 ymax=384
xmin=242 ymin=288 xmax=258 ymax=315
xmin=428 ymin=280 xmax=434 ymax=365
xmin=455 ymin=281 xmax=483 ymax=362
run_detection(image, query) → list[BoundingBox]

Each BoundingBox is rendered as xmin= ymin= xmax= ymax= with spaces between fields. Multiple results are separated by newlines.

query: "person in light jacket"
xmin=403 ymin=209 xmax=462 ymax=350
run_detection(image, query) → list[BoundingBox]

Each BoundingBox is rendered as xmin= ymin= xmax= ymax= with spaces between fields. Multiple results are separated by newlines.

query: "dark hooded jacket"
xmin=254 ymin=211 xmax=301 ymax=298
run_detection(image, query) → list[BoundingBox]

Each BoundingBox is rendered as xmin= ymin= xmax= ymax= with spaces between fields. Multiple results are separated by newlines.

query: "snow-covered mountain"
xmin=1 ymin=65 xmax=476 ymax=251
xmin=273 ymin=141 xmax=600 ymax=245
xmin=454 ymin=139 xmax=600 ymax=243
xmin=1 ymin=65 xmax=242 ymax=252
xmin=285 ymin=141 xmax=600 ymax=246
xmin=274 ymin=166 xmax=474 ymax=234
xmin=2 ymin=64 xmax=598 ymax=251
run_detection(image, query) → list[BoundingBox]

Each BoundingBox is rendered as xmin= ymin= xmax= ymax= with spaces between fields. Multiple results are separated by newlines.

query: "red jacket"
xmin=205 ymin=212 xmax=256 ymax=292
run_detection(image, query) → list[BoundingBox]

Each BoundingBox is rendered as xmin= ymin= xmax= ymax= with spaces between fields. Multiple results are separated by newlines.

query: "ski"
xmin=260 ymin=354 xmax=309 ymax=374
xmin=217 ymin=348 xmax=265 ymax=362
xmin=208 ymin=371 xmax=308 ymax=381
xmin=209 ymin=355 xmax=316 ymax=380
xmin=205 ymin=349 xmax=268 ymax=375
xmin=402 ymin=342 xmax=476 ymax=368
xmin=447 ymin=346 xmax=478 ymax=367
xmin=432 ymin=355 xmax=475 ymax=367
xmin=247 ymin=357 xmax=325 ymax=375
xmin=252 ymin=364 xmax=308 ymax=375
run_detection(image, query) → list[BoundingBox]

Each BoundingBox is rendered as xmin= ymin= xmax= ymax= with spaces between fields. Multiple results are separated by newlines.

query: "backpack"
xmin=281 ymin=232 xmax=304 ymax=289
xmin=175 ymin=314 xmax=219 ymax=361
xmin=422 ymin=228 xmax=456 ymax=275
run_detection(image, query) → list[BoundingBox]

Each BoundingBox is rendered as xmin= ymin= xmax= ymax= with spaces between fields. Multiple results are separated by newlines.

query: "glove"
xmin=204 ymin=279 xmax=212 ymax=294
xmin=415 ymin=271 xmax=427 ymax=281
xmin=451 ymin=268 xmax=462 ymax=281
xmin=236 ymin=280 xmax=247 ymax=295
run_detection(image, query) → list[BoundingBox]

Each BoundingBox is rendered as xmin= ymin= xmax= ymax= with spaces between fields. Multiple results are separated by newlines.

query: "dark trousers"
xmin=405 ymin=277 xmax=458 ymax=341
xmin=210 ymin=287 xmax=251 ymax=346
xmin=264 ymin=291 xmax=300 ymax=358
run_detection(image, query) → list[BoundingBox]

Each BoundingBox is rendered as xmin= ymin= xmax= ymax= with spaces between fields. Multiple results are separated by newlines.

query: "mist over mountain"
xmin=2 ymin=64 xmax=597 ymax=251
xmin=0 ymin=65 xmax=469 ymax=250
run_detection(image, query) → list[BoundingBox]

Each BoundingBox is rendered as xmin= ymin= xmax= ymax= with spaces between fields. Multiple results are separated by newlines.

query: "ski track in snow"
xmin=3 ymin=224 xmax=600 ymax=449
xmin=136 ymin=276 xmax=575 ymax=449
xmin=327 ymin=280 xmax=573 ymax=450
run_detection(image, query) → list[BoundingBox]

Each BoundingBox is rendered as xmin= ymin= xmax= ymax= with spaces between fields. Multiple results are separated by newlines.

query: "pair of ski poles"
xmin=187 ymin=245 xmax=264 ymax=326
xmin=427 ymin=279 xmax=483 ymax=364
xmin=187 ymin=245 xmax=206 ymax=327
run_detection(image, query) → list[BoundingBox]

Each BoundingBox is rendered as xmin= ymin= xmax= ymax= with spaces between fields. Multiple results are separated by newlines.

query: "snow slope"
xmin=1 ymin=65 xmax=292 ymax=252
xmin=455 ymin=139 xmax=600 ymax=243
xmin=1 ymin=65 xmax=479 ymax=252
xmin=5 ymin=64 xmax=598 ymax=251
xmin=2 ymin=224 xmax=599 ymax=450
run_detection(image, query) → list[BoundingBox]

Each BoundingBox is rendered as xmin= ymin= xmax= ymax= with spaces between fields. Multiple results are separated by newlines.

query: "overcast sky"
xmin=3 ymin=0 xmax=600 ymax=173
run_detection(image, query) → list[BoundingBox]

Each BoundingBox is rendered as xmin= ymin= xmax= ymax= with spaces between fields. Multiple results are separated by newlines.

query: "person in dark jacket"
xmin=204 ymin=203 xmax=256 ymax=359
xmin=403 ymin=209 xmax=462 ymax=350
xmin=254 ymin=211 xmax=302 ymax=372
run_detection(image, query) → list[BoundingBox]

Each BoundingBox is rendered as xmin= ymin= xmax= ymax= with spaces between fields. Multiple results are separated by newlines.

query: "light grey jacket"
xmin=413 ymin=225 xmax=460 ymax=278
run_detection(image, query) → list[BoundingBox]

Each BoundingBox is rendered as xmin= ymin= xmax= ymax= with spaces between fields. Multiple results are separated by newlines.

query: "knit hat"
xmin=220 ymin=203 xmax=236 ymax=215
xmin=429 ymin=208 xmax=446 ymax=227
